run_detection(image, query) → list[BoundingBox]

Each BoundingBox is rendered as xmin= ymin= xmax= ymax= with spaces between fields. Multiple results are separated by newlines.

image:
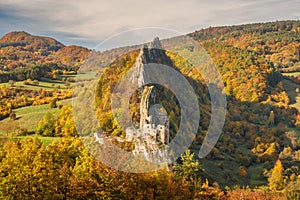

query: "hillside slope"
xmin=90 ymin=21 xmax=300 ymax=187
xmin=0 ymin=31 xmax=90 ymax=71
xmin=0 ymin=21 xmax=299 ymax=188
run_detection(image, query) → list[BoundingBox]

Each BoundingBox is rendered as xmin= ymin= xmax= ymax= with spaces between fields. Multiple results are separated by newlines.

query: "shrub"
xmin=50 ymin=99 xmax=57 ymax=108
xmin=32 ymin=80 xmax=39 ymax=85
xmin=9 ymin=111 xmax=16 ymax=120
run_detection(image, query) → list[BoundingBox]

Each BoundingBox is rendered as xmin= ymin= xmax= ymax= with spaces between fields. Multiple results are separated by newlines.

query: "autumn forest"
xmin=0 ymin=21 xmax=300 ymax=199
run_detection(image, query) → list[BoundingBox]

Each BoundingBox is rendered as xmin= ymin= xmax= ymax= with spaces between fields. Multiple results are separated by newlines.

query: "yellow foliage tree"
xmin=268 ymin=159 xmax=285 ymax=191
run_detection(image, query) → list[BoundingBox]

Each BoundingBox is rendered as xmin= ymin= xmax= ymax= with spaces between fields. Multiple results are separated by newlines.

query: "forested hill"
xmin=93 ymin=21 xmax=300 ymax=188
xmin=89 ymin=21 xmax=300 ymax=102
xmin=0 ymin=31 xmax=90 ymax=71
xmin=186 ymin=20 xmax=300 ymax=187
xmin=190 ymin=20 xmax=300 ymax=72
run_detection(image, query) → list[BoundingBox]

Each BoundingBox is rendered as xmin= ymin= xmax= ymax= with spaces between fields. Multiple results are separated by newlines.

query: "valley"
xmin=0 ymin=21 xmax=300 ymax=199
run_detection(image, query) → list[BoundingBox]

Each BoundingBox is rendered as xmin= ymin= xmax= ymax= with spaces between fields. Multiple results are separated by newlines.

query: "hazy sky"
xmin=0 ymin=0 xmax=299 ymax=49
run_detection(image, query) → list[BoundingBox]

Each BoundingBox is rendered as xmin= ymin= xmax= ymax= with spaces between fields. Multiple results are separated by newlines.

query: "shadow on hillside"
xmin=282 ymin=78 xmax=299 ymax=104
xmin=40 ymin=77 xmax=63 ymax=84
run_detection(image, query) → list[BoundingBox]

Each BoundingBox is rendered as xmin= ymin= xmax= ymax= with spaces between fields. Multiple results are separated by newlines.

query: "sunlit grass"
xmin=282 ymin=71 xmax=300 ymax=77
xmin=0 ymin=77 xmax=71 ymax=90
xmin=14 ymin=135 xmax=59 ymax=146
xmin=0 ymin=99 xmax=72 ymax=134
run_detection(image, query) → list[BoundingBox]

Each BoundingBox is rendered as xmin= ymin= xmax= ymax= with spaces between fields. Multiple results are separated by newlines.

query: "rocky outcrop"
xmin=129 ymin=37 xmax=172 ymax=87
xmin=125 ymin=37 xmax=170 ymax=162
xmin=140 ymin=86 xmax=154 ymax=128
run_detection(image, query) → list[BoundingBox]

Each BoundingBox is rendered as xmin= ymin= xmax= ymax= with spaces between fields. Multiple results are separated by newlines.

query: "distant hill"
xmin=54 ymin=45 xmax=91 ymax=68
xmin=190 ymin=20 xmax=300 ymax=72
xmin=0 ymin=31 xmax=90 ymax=71
xmin=0 ymin=31 xmax=64 ymax=50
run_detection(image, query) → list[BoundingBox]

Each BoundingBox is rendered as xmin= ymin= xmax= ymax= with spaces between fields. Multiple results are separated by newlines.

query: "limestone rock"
xmin=125 ymin=37 xmax=171 ymax=162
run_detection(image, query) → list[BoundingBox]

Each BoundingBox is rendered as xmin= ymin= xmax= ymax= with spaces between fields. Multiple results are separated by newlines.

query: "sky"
xmin=0 ymin=0 xmax=299 ymax=50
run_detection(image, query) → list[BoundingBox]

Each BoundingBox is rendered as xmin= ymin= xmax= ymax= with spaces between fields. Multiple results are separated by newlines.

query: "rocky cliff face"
xmin=139 ymin=86 xmax=154 ymax=128
xmin=129 ymin=37 xmax=172 ymax=87
xmin=125 ymin=37 xmax=171 ymax=163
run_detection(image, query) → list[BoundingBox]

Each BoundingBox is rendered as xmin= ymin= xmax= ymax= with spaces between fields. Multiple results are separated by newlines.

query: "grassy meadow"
xmin=0 ymin=99 xmax=72 ymax=145
xmin=0 ymin=77 xmax=72 ymax=90
xmin=0 ymin=72 xmax=96 ymax=146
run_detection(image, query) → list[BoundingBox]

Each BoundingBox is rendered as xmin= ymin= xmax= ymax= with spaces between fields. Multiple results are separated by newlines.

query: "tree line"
xmin=0 ymin=62 xmax=79 ymax=83
xmin=0 ymin=137 xmax=298 ymax=199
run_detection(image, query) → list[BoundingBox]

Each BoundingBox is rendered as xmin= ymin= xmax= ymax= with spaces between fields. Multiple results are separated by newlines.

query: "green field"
xmin=60 ymin=72 xmax=96 ymax=81
xmin=14 ymin=136 xmax=59 ymax=146
xmin=0 ymin=99 xmax=72 ymax=146
xmin=0 ymin=72 xmax=97 ymax=90
xmin=0 ymin=99 xmax=72 ymax=134
xmin=0 ymin=77 xmax=71 ymax=90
